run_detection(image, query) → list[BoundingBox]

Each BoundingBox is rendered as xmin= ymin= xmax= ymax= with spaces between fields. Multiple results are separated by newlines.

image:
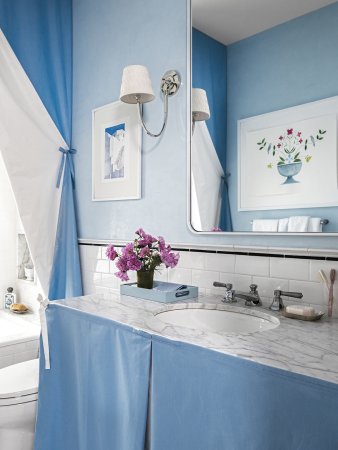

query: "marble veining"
xmin=57 ymin=292 xmax=338 ymax=384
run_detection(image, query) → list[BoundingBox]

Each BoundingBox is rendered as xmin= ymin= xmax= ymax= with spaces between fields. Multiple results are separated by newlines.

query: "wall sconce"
xmin=192 ymin=88 xmax=210 ymax=135
xmin=120 ymin=65 xmax=181 ymax=138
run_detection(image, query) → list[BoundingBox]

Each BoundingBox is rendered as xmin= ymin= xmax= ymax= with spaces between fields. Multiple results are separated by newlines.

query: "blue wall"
xmin=192 ymin=28 xmax=227 ymax=169
xmin=227 ymin=2 xmax=338 ymax=232
xmin=72 ymin=0 xmax=189 ymax=242
xmin=72 ymin=0 xmax=338 ymax=249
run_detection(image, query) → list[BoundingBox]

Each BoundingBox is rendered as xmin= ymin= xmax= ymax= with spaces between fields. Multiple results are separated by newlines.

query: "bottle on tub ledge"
xmin=4 ymin=287 xmax=16 ymax=310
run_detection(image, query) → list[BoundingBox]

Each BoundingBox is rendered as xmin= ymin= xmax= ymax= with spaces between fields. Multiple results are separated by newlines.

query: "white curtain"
xmin=0 ymin=29 xmax=66 ymax=296
xmin=191 ymin=121 xmax=224 ymax=231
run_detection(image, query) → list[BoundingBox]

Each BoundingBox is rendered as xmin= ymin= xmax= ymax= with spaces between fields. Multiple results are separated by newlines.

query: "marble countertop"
xmin=57 ymin=292 xmax=338 ymax=384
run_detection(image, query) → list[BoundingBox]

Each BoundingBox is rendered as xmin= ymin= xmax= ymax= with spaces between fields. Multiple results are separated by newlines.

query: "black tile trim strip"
xmin=78 ymin=242 xmax=338 ymax=262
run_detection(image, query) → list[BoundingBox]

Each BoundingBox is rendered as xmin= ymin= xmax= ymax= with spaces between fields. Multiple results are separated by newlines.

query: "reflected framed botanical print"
xmin=92 ymin=101 xmax=141 ymax=201
xmin=238 ymin=96 xmax=338 ymax=211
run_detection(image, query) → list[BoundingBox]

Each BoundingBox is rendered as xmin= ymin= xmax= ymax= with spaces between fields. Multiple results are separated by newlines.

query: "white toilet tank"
xmin=0 ymin=359 xmax=39 ymax=450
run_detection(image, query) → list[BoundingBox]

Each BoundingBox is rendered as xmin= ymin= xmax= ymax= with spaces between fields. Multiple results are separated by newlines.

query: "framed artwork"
xmin=238 ymin=96 xmax=338 ymax=211
xmin=92 ymin=101 xmax=141 ymax=201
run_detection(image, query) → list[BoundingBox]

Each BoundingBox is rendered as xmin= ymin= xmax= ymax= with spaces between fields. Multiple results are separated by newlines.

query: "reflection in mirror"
xmin=191 ymin=0 xmax=338 ymax=233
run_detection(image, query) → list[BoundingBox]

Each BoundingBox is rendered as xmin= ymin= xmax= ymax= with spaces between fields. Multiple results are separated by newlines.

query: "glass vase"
xmin=137 ymin=269 xmax=154 ymax=289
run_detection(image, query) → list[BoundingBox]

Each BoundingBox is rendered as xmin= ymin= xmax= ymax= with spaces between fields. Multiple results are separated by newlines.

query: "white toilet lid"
xmin=0 ymin=359 xmax=39 ymax=400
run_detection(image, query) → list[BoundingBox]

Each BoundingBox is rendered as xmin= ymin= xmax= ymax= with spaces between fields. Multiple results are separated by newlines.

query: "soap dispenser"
xmin=4 ymin=287 xmax=16 ymax=310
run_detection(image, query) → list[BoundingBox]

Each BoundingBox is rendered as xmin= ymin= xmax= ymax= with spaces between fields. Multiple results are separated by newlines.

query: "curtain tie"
xmin=56 ymin=147 xmax=77 ymax=188
xmin=37 ymin=294 xmax=51 ymax=370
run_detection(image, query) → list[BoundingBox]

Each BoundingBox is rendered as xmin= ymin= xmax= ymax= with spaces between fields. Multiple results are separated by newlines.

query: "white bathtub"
xmin=0 ymin=310 xmax=40 ymax=369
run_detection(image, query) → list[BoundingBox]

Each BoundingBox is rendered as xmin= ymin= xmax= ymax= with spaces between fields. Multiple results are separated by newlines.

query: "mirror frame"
xmin=186 ymin=0 xmax=337 ymax=237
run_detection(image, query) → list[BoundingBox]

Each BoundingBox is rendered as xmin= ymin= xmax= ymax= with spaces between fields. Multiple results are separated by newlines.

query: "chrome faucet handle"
xmin=213 ymin=282 xmax=231 ymax=289
xmin=250 ymin=284 xmax=258 ymax=293
xmin=213 ymin=282 xmax=236 ymax=303
xmin=248 ymin=284 xmax=262 ymax=306
xmin=270 ymin=289 xmax=303 ymax=311
xmin=275 ymin=290 xmax=303 ymax=299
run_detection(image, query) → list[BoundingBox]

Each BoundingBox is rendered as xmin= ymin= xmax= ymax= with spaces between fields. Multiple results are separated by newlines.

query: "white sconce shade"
xmin=119 ymin=66 xmax=181 ymax=138
xmin=120 ymin=65 xmax=155 ymax=104
xmin=192 ymin=88 xmax=210 ymax=121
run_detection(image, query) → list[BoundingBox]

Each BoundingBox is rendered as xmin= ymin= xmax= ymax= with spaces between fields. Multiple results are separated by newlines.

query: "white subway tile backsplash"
xmin=192 ymin=270 xmax=219 ymax=289
xmin=309 ymin=260 xmax=338 ymax=283
xmin=154 ymin=270 xmax=169 ymax=283
xmin=82 ymin=279 xmax=95 ymax=295
xmin=128 ymin=271 xmax=137 ymax=283
xmin=252 ymin=276 xmax=289 ymax=299
xmin=308 ymin=248 xmax=338 ymax=257
xmin=219 ymin=273 xmax=252 ymax=291
xmin=235 ymin=245 xmax=269 ymax=252
xmin=93 ymin=272 xmax=102 ymax=283
xmin=79 ymin=244 xmax=338 ymax=317
xmin=101 ymin=247 xmax=108 ymax=260
xmin=83 ymin=245 xmax=101 ymax=261
xmin=309 ymin=262 xmax=338 ymax=311
xmin=95 ymin=260 xmax=110 ymax=274
xmin=289 ymin=280 xmax=325 ymax=306
xmin=179 ymin=251 xmax=205 ymax=270
xmin=168 ymin=268 xmax=192 ymax=285
xmin=235 ymin=255 xmax=269 ymax=277
xmin=79 ymin=245 xmax=86 ymax=260
xmin=270 ymin=258 xmax=309 ymax=281
xmin=109 ymin=260 xmax=117 ymax=274
xmin=80 ymin=255 xmax=98 ymax=274
xmin=100 ymin=273 xmax=118 ymax=289
xmin=272 ymin=247 xmax=309 ymax=256
xmin=205 ymin=253 xmax=235 ymax=273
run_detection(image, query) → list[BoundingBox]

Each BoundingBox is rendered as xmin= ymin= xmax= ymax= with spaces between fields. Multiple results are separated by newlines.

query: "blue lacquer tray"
xmin=120 ymin=281 xmax=199 ymax=303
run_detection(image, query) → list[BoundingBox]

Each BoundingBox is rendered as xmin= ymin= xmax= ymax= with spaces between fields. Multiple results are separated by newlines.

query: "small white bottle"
xmin=4 ymin=287 xmax=16 ymax=310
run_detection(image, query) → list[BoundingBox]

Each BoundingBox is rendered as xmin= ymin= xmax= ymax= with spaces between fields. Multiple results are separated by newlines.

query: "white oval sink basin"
xmin=154 ymin=306 xmax=279 ymax=334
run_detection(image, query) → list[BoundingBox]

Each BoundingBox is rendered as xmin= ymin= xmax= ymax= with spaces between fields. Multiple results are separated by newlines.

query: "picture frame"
xmin=92 ymin=101 xmax=141 ymax=201
xmin=238 ymin=96 xmax=338 ymax=211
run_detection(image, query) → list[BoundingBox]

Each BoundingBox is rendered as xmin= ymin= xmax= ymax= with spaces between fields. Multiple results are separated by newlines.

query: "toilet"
xmin=0 ymin=359 xmax=39 ymax=450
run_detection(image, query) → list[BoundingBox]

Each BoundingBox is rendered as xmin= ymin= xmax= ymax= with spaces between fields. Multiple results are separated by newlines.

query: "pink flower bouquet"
xmin=106 ymin=229 xmax=179 ymax=285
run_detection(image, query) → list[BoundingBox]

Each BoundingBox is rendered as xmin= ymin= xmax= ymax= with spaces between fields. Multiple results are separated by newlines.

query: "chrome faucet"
xmin=269 ymin=289 xmax=303 ymax=311
xmin=234 ymin=284 xmax=262 ymax=306
xmin=213 ymin=282 xmax=262 ymax=306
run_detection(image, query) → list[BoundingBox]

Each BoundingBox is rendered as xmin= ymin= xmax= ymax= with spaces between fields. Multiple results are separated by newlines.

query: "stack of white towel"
xmin=252 ymin=216 xmax=323 ymax=232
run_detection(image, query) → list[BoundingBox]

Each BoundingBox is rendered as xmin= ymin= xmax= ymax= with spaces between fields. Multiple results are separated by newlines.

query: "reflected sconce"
xmin=192 ymin=88 xmax=210 ymax=134
xmin=119 ymin=65 xmax=181 ymax=138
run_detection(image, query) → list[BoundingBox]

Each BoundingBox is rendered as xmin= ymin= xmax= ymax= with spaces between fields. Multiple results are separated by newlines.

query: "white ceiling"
xmin=192 ymin=0 xmax=337 ymax=45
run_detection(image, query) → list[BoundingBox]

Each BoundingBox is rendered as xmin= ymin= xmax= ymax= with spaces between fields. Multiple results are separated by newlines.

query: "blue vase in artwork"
xmin=277 ymin=162 xmax=302 ymax=184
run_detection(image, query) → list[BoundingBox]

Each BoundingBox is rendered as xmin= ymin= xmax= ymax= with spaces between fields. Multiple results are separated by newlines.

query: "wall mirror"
xmin=189 ymin=0 xmax=338 ymax=234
